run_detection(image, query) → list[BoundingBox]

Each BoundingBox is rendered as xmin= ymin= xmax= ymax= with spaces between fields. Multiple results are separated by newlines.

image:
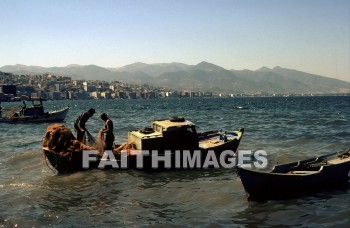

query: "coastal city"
xmin=1 ymin=71 xmax=348 ymax=102
xmin=0 ymin=71 xmax=216 ymax=101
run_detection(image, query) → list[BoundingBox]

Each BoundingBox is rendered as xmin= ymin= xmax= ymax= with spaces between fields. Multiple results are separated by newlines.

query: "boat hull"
xmin=237 ymin=151 xmax=350 ymax=200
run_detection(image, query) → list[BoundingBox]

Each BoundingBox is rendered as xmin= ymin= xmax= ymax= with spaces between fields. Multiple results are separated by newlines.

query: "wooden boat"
xmin=0 ymin=104 xmax=69 ymax=123
xmin=42 ymin=117 xmax=244 ymax=173
xmin=236 ymin=149 xmax=350 ymax=201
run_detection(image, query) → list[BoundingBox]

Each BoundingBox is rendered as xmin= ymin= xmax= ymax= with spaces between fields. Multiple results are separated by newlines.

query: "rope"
xmin=86 ymin=130 xmax=97 ymax=145
xmin=44 ymin=154 xmax=57 ymax=172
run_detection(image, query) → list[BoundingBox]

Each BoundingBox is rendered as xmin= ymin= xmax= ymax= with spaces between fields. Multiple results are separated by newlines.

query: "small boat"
xmin=236 ymin=149 xmax=350 ymax=201
xmin=0 ymin=103 xmax=69 ymax=123
xmin=42 ymin=116 xmax=244 ymax=173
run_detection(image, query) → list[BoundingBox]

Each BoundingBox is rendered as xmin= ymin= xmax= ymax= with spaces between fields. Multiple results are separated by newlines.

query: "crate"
xmin=128 ymin=130 xmax=163 ymax=150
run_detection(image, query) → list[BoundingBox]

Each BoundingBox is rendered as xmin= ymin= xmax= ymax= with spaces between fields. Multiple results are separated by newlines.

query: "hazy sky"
xmin=0 ymin=0 xmax=349 ymax=82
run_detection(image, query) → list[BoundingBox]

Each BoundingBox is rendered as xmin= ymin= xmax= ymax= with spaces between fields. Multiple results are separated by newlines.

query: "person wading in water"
xmin=74 ymin=108 xmax=95 ymax=143
xmin=99 ymin=113 xmax=115 ymax=150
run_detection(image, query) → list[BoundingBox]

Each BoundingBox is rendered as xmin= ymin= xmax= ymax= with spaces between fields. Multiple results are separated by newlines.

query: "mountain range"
xmin=1 ymin=62 xmax=349 ymax=94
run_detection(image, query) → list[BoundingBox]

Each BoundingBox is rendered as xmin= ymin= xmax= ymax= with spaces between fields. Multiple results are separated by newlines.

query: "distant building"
xmin=135 ymin=91 xmax=142 ymax=98
xmin=0 ymin=84 xmax=17 ymax=96
xmin=116 ymin=91 xmax=127 ymax=99
xmin=60 ymin=92 xmax=68 ymax=99
xmin=127 ymin=91 xmax=137 ymax=99
xmin=159 ymin=91 xmax=167 ymax=97
xmin=147 ymin=91 xmax=157 ymax=98
xmin=48 ymin=84 xmax=58 ymax=92
xmin=66 ymin=91 xmax=74 ymax=99
xmin=75 ymin=92 xmax=90 ymax=100
xmin=190 ymin=91 xmax=200 ymax=97
xmin=37 ymin=90 xmax=47 ymax=99
xmin=31 ymin=92 xmax=39 ymax=98
xmin=101 ymin=92 xmax=112 ymax=99
xmin=54 ymin=83 xmax=63 ymax=92
xmin=83 ymin=82 xmax=96 ymax=92
xmin=180 ymin=91 xmax=189 ymax=97
xmin=90 ymin=91 xmax=101 ymax=99
xmin=109 ymin=85 xmax=115 ymax=91
xmin=169 ymin=91 xmax=180 ymax=97
xmin=49 ymin=76 xmax=57 ymax=82
xmin=83 ymin=82 xmax=87 ymax=91
xmin=203 ymin=92 xmax=213 ymax=97
xmin=48 ymin=92 xmax=61 ymax=100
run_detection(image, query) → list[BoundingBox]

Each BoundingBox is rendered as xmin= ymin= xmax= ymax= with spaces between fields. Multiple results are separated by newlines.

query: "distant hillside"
xmin=231 ymin=69 xmax=312 ymax=94
xmin=111 ymin=62 xmax=190 ymax=77
xmin=153 ymin=67 xmax=254 ymax=93
xmin=0 ymin=64 xmax=48 ymax=74
xmin=1 ymin=62 xmax=349 ymax=94
xmin=268 ymin=67 xmax=349 ymax=93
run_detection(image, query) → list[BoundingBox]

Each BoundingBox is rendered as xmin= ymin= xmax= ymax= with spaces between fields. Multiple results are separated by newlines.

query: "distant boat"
xmin=237 ymin=149 xmax=350 ymax=201
xmin=0 ymin=103 xmax=69 ymax=123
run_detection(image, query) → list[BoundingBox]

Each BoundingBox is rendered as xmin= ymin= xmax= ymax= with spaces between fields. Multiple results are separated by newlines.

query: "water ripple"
xmin=0 ymin=97 xmax=349 ymax=226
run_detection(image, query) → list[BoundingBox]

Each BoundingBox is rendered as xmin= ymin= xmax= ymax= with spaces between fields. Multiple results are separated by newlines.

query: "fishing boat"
xmin=0 ymin=103 xmax=69 ymax=123
xmin=236 ymin=149 xmax=350 ymax=201
xmin=42 ymin=116 xmax=244 ymax=173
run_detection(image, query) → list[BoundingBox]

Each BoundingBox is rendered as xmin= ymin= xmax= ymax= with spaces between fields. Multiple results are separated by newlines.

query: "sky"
xmin=0 ymin=0 xmax=349 ymax=82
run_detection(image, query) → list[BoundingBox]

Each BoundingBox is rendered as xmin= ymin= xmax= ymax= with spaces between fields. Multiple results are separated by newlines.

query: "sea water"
xmin=0 ymin=96 xmax=349 ymax=226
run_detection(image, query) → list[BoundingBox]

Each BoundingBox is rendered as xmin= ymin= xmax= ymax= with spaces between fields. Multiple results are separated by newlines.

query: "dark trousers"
xmin=104 ymin=134 xmax=115 ymax=150
xmin=74 ymin=124 xmax=85 ymax=143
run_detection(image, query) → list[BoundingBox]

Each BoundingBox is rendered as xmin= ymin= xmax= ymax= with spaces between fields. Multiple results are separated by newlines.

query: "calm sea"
xmin=0 ymin=96 xmax=349 ymax=227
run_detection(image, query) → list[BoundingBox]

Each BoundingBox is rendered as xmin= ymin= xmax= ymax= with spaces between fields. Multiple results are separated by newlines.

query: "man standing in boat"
xmin=19 ymin=100 xmax=26 ymax=116
xmin=99 ymin=113 xmax=115 ymax=150
xmin=74 ymin=108 xmax=95 ymax=143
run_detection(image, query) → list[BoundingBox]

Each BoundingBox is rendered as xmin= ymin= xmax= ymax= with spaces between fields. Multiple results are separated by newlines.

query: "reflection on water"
xmin=0 ymin=97 xmax=350 ymax=226
xmin=235 ymin=184 xmax=350 ymax=226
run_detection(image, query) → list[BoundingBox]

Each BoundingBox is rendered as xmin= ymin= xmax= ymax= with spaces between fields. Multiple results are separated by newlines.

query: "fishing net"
xmin=85 ymin=130 xmax=97 ymax=146
xmin=95 ymin=130 xmax=105 ymax=155
xmin=42 ymin=124 xmax=96 ymax=173
xmin=338 ymin=149 xmax=350 ymax=159
xmin=5 ymin=107 xmax=20 ymax=118
xmin=114 ymin=142 xmax=136 ymax=155
xmin=42 ymin=124 xmax=136 ymax=173
xmin=86 ymin=130 xmax=135 ymax=156
xmin=43 ymin=124 xmax=94 ymax=158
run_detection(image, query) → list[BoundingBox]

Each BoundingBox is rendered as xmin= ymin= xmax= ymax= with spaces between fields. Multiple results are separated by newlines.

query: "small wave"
xmin=287 ymin=135 xmax=318 ymax=145
xmin=325 ymin=119 xmax=349 ymax=125
xmin=9 ymin=183 xmax=34 ymax=188
xmin=6 ymin=150 xmax=40 ymax=165
xmin=236 ymin=106 xmax=249 ymax=110
xmin=0 ymin=183 xmax=34 ymax=189
xmin=285 ymin=120 xmax=297 ymax=125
